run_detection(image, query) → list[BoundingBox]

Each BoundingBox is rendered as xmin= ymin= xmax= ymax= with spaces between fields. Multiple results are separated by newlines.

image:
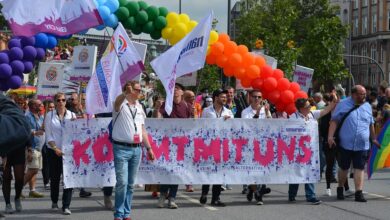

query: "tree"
xmin=236 ymin=0 xmax=349 ymax=85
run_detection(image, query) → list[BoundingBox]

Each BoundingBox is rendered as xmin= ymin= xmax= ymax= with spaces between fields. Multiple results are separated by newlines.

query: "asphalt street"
xmin=0 ymin=169 xmax=389 ymax=220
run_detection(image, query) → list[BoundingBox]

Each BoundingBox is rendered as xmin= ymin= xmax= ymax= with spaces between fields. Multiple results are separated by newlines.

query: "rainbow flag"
xmin=367 ymin=120 xmax=390 ymax=179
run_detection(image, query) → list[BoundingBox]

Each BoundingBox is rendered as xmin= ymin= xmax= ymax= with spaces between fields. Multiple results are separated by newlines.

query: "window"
xmin=354 ymin=17 xmax=359 ymax=36
xmin=372 ymin=0 xmax=377 ymax=5
xmin=372 ymin=14 xmax=377 ymax=33
xmin=353 ymin=0 xmax=359 ymax=9
xmin=388 ymin=10 xmax=390 ymax=30
xmin=362 ymin=0 xmax=368 ymax=7
xmin=352 ymin=47 xmax=359 ymax=64
xmin=363 ymin=16 xmax=368 ymax=34
xmin=362 ymin=45 xmax=368 ymax=64
xmin=371 ymin=44 xmax=377 ymax=63
xmin=380 ymin=44 xmax=384 ymax=63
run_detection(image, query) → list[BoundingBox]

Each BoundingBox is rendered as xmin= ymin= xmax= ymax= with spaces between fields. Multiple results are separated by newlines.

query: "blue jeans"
xmin=160 ymin=184 xmax=179 ymax=199
xmin=288 ymin=183 xmax=316 ymax=200
xmin=113 ymin=144 xmax=141 ymax=219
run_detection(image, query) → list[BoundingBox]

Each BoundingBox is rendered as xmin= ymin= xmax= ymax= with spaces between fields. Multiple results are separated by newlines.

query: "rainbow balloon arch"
xmin=0 ymin=0 xmax=308 ymax=114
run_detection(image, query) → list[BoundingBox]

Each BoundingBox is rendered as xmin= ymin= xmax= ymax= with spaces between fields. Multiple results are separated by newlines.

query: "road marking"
xmin=366 ymin=193 xmax=386 ymax=198
xmin=178 ymin=193 xmax=218 ymax=211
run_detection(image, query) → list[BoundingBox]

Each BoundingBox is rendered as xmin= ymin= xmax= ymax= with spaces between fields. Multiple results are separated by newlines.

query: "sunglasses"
xmin=252 ymin=96 xmax=262 ymax=99
xmin=57 ymin=99 xmax=66 ymax=102
xmin=133 ymin=88 xmax=142 ymax=93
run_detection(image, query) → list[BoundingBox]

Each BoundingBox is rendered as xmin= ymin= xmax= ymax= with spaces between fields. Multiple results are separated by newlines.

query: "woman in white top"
xmin=44 ymin=92 xmax=76 ymax=215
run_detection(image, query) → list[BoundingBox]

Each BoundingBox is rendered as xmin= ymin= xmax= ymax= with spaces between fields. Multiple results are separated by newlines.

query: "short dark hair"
xmin=295 ymin=98 xmax=308 ymax=109
xmin=212 ymin=89 xmax=228 ymax=100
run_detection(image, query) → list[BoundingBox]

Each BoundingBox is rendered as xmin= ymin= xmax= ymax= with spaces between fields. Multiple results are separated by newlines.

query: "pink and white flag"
xmin=0 ymin=0 xmax=103 ymax=37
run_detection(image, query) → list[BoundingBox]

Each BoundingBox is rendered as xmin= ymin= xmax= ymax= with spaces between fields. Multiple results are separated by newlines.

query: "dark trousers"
xmin=201 ymin=185 xmax=222 ymax=202
xmin=41 ymin=144 xmax=50 ymax=185
xmin=324 ymin=143 xmax=349 ymax=190
xmin=103 ymin=187 xmax=113 ymax=196
xmin=160 ymin=184 xmax=178 ymax=199
xmin=48 ymin=149 xmax=73 ymax=209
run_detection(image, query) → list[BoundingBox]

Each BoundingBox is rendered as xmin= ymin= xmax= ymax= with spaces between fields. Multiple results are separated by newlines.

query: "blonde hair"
xmin=53 ymin=92 xmax=66 ymax=103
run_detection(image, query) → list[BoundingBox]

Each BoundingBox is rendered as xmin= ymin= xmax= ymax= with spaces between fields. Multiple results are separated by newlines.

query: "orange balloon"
xmin=223 ymin=67 xmax=235 ymax=77
xmin=246 ymin=65 xmax=260 ymax=80
xmin=261 ymin=65 xmax=274 ymax=79
xmin=206 ymin=54 xmax=216 ymax=65
xmin=273 ymin=69 xmax=284 ymax=80
xmin=234 ymin=67 xmax=246 ymax=79
xmin=211 ymin=42 xmax=224 ymax=56
xmin=223 ymin=41 xmax=237 ymax=56
xmin=216 ymin=54 xmax=229 ymax=68
xmin=218 ymin=33 xmax=230 ymax=44
xmin=241 ymin=78 xmax=253 ymax=88
xmin=237 ymin=45 xmax=249 ymax=55
xmin=242 ymin=53 xmax=255 ymax=67
xmin=290 ymin=82 xmax=301 ymax=93
xmin=254 ymin=56 xmax=266 ymax=68
xmin=229 ymin=53 xmax=243 ymax=67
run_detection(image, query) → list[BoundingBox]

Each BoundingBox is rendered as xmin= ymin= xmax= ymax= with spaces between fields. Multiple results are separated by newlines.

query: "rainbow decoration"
xmin=367 ymin=120 xmax=390 ymax=179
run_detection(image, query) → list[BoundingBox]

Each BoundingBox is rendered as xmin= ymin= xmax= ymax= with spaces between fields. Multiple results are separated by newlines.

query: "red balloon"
xmin=281 ymin=90 xmax=294 ymax=104
xmin=206 ymin=54 xmax=216 ymax=65
xmin=273 ymin=69 xmax=284 ymax=80
xmin=277 ymin=78 xmax=290 ymax=91
xmin=251 ymin=78 xmax=264 ymax=90
xmin=263 ymin=77 xmax=277 ymax=92
xmin=290 ymin=82 xmax=301 ymax=93
xmin=241 ymin=78 xmax=253 ymax=88
xmin=261 ymin=65 xmax=273 ymax=79
xmin=268 ymin=90 xmax=281 ymax=104
xmin=285 ymin=103 xmax=296 ymax=115
xmin=223 ymin=67 xmax=235 ymax=77
xmin=216 ymin=54 xmax=228 ymax=68
xmin=294 ymin=91 xmax=308 ymax=100
xmin=275 ymin=101 xmax=286 ymax=112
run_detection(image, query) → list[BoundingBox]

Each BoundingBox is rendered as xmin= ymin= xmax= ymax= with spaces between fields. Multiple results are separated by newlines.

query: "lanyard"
xmin=57 ymin=110 xmax=67 ymax=126
xmin=213 ymin=106 xmax=223 ymax=118
xmin=31 ymin=112 xmax=41 ymax=130
xmin=127 ymin=104 xmax=138 ymax=132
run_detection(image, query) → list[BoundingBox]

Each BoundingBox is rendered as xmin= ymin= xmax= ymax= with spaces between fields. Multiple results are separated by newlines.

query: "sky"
xmin=89 ymin=0 xmax=240 ymax=38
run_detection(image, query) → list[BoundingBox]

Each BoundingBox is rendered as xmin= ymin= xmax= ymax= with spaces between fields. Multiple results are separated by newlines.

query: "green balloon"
xmin=159 ymin=7 xmax=169 ymax=17
xmin=154 ymin=16 xmax=167 ymax=30
xmin=150 ymin=29 xmax=162 ymax=40
xmin=135 ymin=11 xmax=148 ymax=25
xmin=131 ymin=25 xmax=142 ymax=35
xmin=146 ymin=6 xmax=159 ymax=21
xmin=115 ymin=7 xmax=130 ymax=21
xmin=126 ymin=1 xmax=139 ymax=16
xmin=138 ymin=1 xmax=148 ymax=10
xmin=142 ymin=21 xmax=155 ymax=34
xmin=119 ymin=0 xmax=128 ymax=7
xmin=123 ymin=16 xmax=136 ymax=30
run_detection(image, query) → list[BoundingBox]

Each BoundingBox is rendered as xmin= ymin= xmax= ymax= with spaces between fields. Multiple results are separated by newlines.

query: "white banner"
xmin=62 ymin=118 xmax=320 ymax=188
xmin=71 ymin=46 xmax=98 ymax=82
xmin=175 ymin=72 xmax=198 ymax=87
xmin=36 ymin=62 xmax=64 ymax=100
xmin=293 ymin=65 xmax=314 ymax=93
xmin=151 ymin=12 xmax=213 ymax=115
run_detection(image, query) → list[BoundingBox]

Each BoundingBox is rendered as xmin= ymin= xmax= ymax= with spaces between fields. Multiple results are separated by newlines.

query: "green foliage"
xmin=196 ymin=64 xmax=222 ymax=93
xmin=236 ymin=0 xmax=349 ymax=84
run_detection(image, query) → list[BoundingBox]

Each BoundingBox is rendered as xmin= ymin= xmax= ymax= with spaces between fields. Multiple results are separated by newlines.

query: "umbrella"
xmin=9 ymin=85 xmax=37 ymax=96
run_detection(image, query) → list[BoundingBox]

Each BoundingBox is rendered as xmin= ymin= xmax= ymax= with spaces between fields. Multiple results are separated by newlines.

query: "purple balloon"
xmin=8 ymin=39 xmax=21 ymax=49
xmin=10 ymin=60 xmax=25 ymax=75
xmin=20 ymin=36 xmax=36 ymax=47
xmin=0 ymin=63 xmax=12 ymax=79
xmin=9 ymin=47 xmax=24 ymax=61
xmin=0 ymin=79 xmax=10 ymax=91
xmin=23 ymin=46 xmax=37 ymax=61
xmin=7 ymin=75 xmax=22 ymax=89
xmin=36 ymin=48 xmax=46 ymax=60
xmin=23 ymin=61 xmax=34 ymax=73
xmin=0 ymin=52 xmax=9 ymax=64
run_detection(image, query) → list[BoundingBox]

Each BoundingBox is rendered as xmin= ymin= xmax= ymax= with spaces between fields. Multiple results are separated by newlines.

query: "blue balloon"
xmin=7 ymin=75 xmax=22 ymax=89
xmin=105 ymin=0 xmax=119 ymax=13
xmin=46 ymin=35 xmax=58 ymax=49
xmin=105 ymin=14 xmax=118 ymax=28
xmin=10 ymin=60 xmax=25 ymax=75
xmin=8 ymin=39 xmax=21 ymax=49
xmin=0 ymin=63 xmax=12 ymax=79
xmin=98 ymin=5 xmax=111 ymax=20
xmin=0 ymin=52 xmax=9 ymax=64
xmin=95 ymin=24 xmax=106 ymax=30
xmin=9 ymin=47 xmax=24 ymax=61
xmin=20 ymin=37 xmax=36 ymax=47
xmin=34 ymin=33 xmax=49 ymax=48
xmin=78 ymin=29 xmax=89 ymax=34
xmin=96 ymin=0 xmax=107 ymax=6
xmin=23 ymin=61 xmax=34 ymax=73
xmin=36 ymin=48 xmax=46 ymax=60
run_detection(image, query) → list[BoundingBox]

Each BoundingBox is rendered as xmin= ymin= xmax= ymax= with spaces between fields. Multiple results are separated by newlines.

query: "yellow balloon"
xmin=169 ymin=35 xmax=181 ymax=45
xmin=206 ymin=46 xmax=211 ymax=55
xmin=187 ymin=20 xmax=198 ymax=32
xmin=179 ymin=13 xmax=190 ymax=24
xmin=172 ymin=22 xmax=188 ymax=40
xmin=166 ymin=12 xmax=180 ymax=26
xmin=208 ymin=30 xmax=219 ymax=45
xmin=161 ymin=27 xmax=173 ymax=39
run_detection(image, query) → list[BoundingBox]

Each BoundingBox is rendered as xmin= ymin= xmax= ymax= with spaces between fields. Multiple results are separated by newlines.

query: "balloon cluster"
xmin=161 ymin=12 xmax=199 ymax=45
xmin=95 ymin=0 xmax=120 ymax=29
xmin=206 ymin=33 xmax=308 ymax=114
xmin=34 ymin=33 xmax=59 ymax=49
xmin=0 ymin=36 xmax=45 ymax=90
xmin=115 ymin=0 xmax=168 ymax=40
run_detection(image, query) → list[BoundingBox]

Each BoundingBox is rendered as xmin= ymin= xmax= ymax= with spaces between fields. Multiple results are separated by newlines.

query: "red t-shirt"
xmin=159 ymin=100 xmax=191 ymax=118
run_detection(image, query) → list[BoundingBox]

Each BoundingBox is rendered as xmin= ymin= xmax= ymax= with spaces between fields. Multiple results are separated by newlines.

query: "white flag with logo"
xmin=86 ymin=23 xmax=144 ymax=115
xmin=151 ymin=12 xmax=213 ymax=115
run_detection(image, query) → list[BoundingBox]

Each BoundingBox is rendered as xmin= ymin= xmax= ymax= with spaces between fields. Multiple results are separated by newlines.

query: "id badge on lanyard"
xmin=128 ymin=104 xmax=141 ymax=143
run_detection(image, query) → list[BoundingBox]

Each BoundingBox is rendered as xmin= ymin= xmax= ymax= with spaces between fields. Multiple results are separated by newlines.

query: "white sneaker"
xmin=168 ymin=198 xmax=178 ymax=209
xmin=63 ymin=208 xmax=71 ymax=215
xmin=157 ymin=195 xmax=166 ymax=208
xmin=345 ymin=189 xmax=354 ymax=197
xmin=5 ymin=203 xmax=14 ymax=214
xmin=325 ymin=188 xmax=332 ymax=196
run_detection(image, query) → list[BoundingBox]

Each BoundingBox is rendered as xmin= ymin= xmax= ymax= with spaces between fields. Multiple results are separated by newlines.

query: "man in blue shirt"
xmin=328 ymin=85 xmax=380 ymax=202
